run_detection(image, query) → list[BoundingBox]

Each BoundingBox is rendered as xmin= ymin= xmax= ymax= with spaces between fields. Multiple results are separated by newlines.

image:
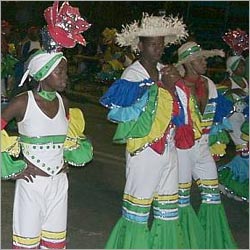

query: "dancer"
xmin=1 ymin=2 xmax=92 ymax=248
xmin=217 ymin=55 xmax=249 ymax=202
xmin=175 ymin=41 xmax=237 ymax=249
xmin=100 ymin=13 xmax=192 ymax=249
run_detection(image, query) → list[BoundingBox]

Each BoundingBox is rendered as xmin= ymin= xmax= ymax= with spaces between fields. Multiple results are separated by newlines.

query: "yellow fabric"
xmin=64 ymin=108 xmax=86 ymax=149
xmin=13 ymin=235 xmax=40 ymax=246
xmin=123 ymin=193 xmax=153 ymax=205
xmin=189 ymin=97 xmax=202 ymax=140
xmin=1 ymin=129 xmax=20 ymax=157
xmin=241 ymin=133 xmax=249 ymax=142
xmin=209 ymin=143 xmax=227 ymax=156
xmin=196 ymin=178 xmax=219 ymax=186
xmin=126 ymin=88 xmax=173 ymax=153
xmin=41 ymin=230 xmax=66 ymax=240
xmin=154 ymin=193 xmax=178 ymax=201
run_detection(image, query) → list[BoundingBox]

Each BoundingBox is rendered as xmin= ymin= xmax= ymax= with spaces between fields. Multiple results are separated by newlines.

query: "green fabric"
xmin=33 ymin=53 xmax=63 ymax=81
xmin=179 ymin=205 xmax=205 ymax=249
xmin=20 ymin=134 xmax=66 ymax=144
xmin=149 ymin=218 xmax=185 ymax=249
xmin=105 ymin=217 xmax=150 ymax=249
xmin=219 ymin=167 xmax=249 ymax=200
xmin=113 ymin=84 xmax=158 ymax=143
xmin=64 ymin=138 xmax=93 ymax=166
xmin=1 ymin=152 xmax=27 ymax=180
xmin=38 ymin=90 xmax=57 ymax=101
xmin=198 ymin=203 xmax=237 ymax=249
xmin=1 ymin=54 xmax=19 ymax=78
xmin=241 ymin=121 xmax=249 ymax=136
xmin=209 ymin=131 xmax=230 ymax=146
xmin=178 ymin=45 xmax=201 ymax=61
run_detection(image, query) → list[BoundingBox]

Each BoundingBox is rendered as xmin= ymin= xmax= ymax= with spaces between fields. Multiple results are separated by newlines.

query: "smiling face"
xmin=41 ymin=59 xmax=68 ymax=92
xmin=138 ymin=36 xmax=165 ymax=63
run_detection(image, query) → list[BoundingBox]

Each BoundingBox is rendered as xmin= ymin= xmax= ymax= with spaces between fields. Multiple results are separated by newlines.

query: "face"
xmin=190 ymin=56 xmax=207 ymax=75
xmin=138 ymin=36 xmax=165 ymax=63
xmin=42 ymin=59 xmax=68 ymax=92
xmin=234 ymin=60 xmax=245 ymax=76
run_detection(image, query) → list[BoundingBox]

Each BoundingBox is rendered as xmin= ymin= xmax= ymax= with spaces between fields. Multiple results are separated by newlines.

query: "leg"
xmin=105 ymin=147 xmax=165 ymax=249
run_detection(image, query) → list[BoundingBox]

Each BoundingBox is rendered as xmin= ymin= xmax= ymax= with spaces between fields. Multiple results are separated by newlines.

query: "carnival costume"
xmin=176 ymin=42 xmax=237 ymax=249
xmin=100 ymin=13 xmax=195 ymax=249
xmin=217 ymin=55 xmax=249 ymax=202
xmin=1 ymin=1 xmax=93 ymax=248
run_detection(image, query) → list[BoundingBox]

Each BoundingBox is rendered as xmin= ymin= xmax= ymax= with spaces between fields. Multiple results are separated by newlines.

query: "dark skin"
xmin=138 ymin=36 xmax=182 ymax=94
xmin=138 ymin=36 xmax=165 ymax=82
xmin=2 ymin=59 xmax=69 ymax=182
xmin=183 ymin=56 xmax=209 ymax=114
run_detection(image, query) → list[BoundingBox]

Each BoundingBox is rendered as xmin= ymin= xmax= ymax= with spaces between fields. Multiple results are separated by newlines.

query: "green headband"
xmin=33 ymin=53 xmax=64 ymax=81
xmin=178 ymin=45 xmax=201 ymax=61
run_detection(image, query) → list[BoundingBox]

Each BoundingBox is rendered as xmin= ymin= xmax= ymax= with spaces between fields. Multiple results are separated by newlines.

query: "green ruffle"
xmin=241 ymin=120 xmax=249 ymax=136
xmin=209 ymin=131 xmax=230 ymax=146
xmin=198 ymin=203 xmax=237 ymax=249
xmin=179 ymin=205 xmax=205 ymax=249
xmin=149 ymin=218 xmax=185 ymax=249
xmin=105 ymin=217 xmax=150 ymax=249
xmin=64 ymin=138 xmax=93 ymax=166
xmin=113 ymin=84 xmax=158 ymax=143
xmin=1 ymin=152 xmax=27 ymax=180
xmin=218 ymin=167 xmax=249 ymax=200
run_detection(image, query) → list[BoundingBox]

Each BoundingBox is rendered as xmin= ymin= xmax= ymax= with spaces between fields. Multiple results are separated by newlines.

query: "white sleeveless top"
xmin=18 ymin=91 xmax=69 ymax=175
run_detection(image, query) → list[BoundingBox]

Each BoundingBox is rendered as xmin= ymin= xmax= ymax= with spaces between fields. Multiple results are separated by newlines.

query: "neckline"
xmin=30 ymin=91 xmax=60 ymax=120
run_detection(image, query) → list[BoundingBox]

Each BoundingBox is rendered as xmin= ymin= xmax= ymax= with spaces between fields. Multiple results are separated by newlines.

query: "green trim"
xmin=38 ymin=90 xmax=57 ymax=101
xmin=20 ymin=134 xmax=66 ymax=144
xmin=33 ymin=53 xmax=63 ymax=81
xmin=230 ymin=59 xmax=241 ymax=72
xmin=178 ymin=45 xmax=201 ymax=61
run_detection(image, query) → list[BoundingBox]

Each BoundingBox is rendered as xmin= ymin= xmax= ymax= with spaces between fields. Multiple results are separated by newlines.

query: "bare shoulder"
xmin=2 ymin=92 xmax=29 ymax=122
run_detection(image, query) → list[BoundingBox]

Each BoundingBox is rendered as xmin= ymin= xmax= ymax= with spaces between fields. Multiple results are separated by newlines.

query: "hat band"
xmin=179 ymin=45 xmax=201 ymax=61
xmin=33 ymin=54 xmax=64 ymax=81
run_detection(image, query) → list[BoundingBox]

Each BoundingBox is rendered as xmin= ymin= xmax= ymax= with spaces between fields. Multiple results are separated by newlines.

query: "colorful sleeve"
xmin=63 ymin=108 xmax=93 ymax=166
xmin=1 ymin=129 xmax=27 ymax=180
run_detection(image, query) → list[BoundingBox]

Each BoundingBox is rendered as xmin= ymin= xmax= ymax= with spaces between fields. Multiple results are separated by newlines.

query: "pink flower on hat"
xmin=44 ymin=1 xmax=91 ymax=48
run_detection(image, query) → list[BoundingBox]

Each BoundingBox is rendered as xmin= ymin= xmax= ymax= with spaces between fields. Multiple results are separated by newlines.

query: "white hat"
xmin=176 ymin=41 xmax=225 ymax=66
xmin=116 ymin=13 xmax=188 ymax=52
xmin=226 ymin=55 xmax=245 ymax=76
xmin=19 ymin=50 xmax=66 ymax=86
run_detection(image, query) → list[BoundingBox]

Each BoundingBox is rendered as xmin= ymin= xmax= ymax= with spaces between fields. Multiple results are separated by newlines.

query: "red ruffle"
xmin=175 ymin=125 xmax=195 ymax=149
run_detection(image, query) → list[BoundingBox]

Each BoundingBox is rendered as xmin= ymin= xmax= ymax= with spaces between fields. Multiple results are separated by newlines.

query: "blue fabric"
xmin=172 ymin=95 xmax=185 ymax=127
xmin=107 ymin=90 xmax=149 ymax=122
xmin=210 ymin=118 xmax=232 ymax=135
xmin=222 ymin=155 xmax=249 ymax=183
xmin=243 ymin=96 xmax=249 ymax=118
xmin=99 ymin=78 xmax=153 ymax=108
xmin=213 ymin=94 xmax=234 ymax=123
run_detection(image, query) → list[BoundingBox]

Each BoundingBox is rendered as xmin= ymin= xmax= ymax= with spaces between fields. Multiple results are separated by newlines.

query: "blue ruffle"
xmin=221 ymin=155 xmax=249 ymax=183
xmin=210 ymin=118 xmax=232 ymax=135
xmin=213 ymin=94 xmax=234 ymax=123
xmin=107 ymin=90 xmax=149 ymax=122
xmin=99 ymin=78 xmax=153 ymax=108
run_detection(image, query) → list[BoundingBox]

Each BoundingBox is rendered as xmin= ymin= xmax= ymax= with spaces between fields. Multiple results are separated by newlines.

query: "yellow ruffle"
xmin=1 ymin=129 xmax=20 ymax=157
xmin=64 ymin=108 xmax=86 ymax=149
xmin=189 ymin=97 xmax=202 ymax=140
xmin=126 ymin=88 xmax=173 ymax=153
xmin=209 ymin=143 xmax=227 ymax=156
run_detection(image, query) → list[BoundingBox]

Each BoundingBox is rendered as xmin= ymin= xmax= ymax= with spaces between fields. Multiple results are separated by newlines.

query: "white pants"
xmin=125 ymin=138 xmax=178 ymax=199
xmin=177 ymin=134 xmax=218 ymax=183
xmin=13 ymin=173 xmax=68 ymax=249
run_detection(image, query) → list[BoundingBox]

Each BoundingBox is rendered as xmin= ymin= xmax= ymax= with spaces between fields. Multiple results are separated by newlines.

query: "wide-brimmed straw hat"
xmin=116 ymin=13 xmax=188 ymax=52
xmin=176 ymin=41 xmax=225 ymax=66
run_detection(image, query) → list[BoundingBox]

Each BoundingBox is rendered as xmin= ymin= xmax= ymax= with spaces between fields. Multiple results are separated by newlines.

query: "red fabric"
xmin=1 ymin=118 xmax=7 ymax=130
xmin=40 ymin=239 xmax=66 ymax=249
xmin=13 ymin=245 xmax=38 ymax=249
xmin=150 ymin=133 xmax=167 ymax=154
xmin=184 ymin=76 xmax=206 ymax=102
xmin=175 ymin=125 xmax=195 ymax=149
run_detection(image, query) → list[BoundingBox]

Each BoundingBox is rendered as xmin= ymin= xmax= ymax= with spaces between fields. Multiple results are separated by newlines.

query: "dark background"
xmin=1 ymin=1 xmax=249 ymax=49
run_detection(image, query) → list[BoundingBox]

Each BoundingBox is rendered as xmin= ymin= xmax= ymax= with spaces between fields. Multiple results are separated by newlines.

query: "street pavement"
xmin=1 ymin=90 xmax=249 ymax=249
